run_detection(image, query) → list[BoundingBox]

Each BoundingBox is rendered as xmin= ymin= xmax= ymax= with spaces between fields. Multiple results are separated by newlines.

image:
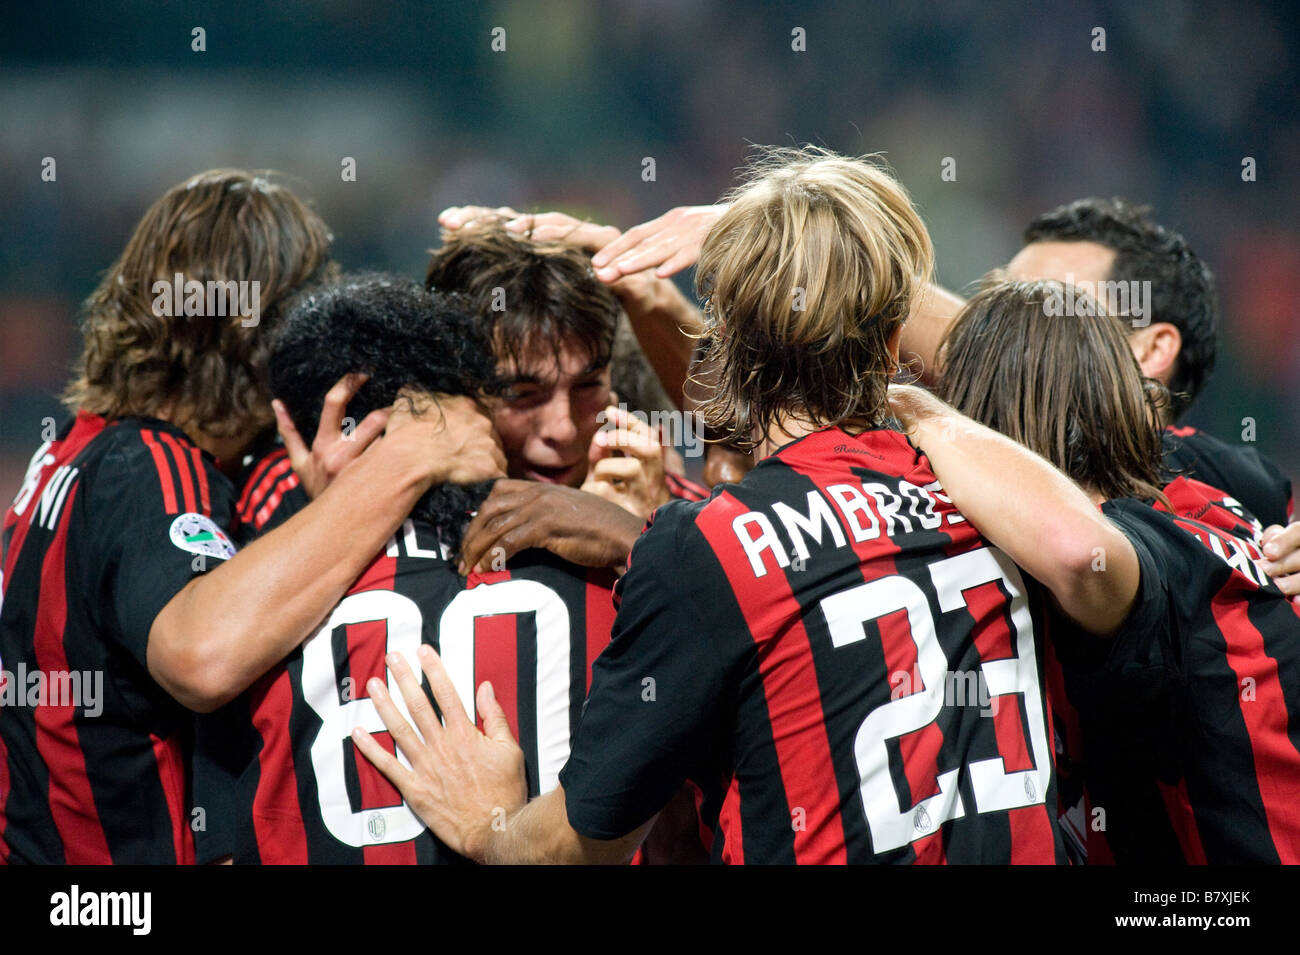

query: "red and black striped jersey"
xmin=1054 ymin=498 xmax=1300 ymax=864
xmin=666 ymin=471 xmax=710 ymax=502
xmin=233 ymin=442 xmax=308 ymax=542
xmin=561 ymin=426 xmax=1066 ymax=864
xmin=216 ymin=520 xmax=617 ymax=864
xmin=1163 ymin=425 xmax=1293 ymax=529
xmin=0 ymin=412 xmax=238 ymax=864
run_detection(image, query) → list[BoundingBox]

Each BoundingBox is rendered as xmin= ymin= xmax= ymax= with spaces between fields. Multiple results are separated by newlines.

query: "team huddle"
xmin=1 ymin=147 xmax=1297 ymax=865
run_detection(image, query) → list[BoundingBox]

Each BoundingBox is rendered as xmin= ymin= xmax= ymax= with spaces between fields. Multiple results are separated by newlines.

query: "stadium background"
xmin=1 ymin=0 xmax=1297 ymax=502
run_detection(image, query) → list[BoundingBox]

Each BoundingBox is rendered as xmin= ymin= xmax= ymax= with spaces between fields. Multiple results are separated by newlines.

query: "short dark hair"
xmin=424 ymin=220 xmax=619 ymax=374
xmin=1024 ymin=197 xmax=1218 ymax=418
xmin=269 ymin=272 xmax=498 ymax=550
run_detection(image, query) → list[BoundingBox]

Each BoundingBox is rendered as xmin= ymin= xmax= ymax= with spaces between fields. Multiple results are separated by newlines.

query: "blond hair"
xmin=693 ymin=146 xmax=933 ymax=449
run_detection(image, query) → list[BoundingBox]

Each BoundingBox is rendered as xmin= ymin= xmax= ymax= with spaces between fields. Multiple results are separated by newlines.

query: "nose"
xmin=536 ymin=392 xmax=579 ymax=447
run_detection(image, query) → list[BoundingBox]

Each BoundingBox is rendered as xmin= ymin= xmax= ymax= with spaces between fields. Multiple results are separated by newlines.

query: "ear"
xmin=1129 ymin=322 xmax=1181 ymax=385
xmin=886 ymin=324 xmax=904 ymax=366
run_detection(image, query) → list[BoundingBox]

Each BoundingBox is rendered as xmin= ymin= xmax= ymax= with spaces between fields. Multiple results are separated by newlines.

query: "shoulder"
xmin=83 ymin=418 xmax=234 ymax=524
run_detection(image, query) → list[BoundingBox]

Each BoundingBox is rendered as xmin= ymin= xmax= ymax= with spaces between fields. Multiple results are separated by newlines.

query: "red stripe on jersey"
xmin=188 ymin=445 xmax=211 ymax=515
xmin=31 ymin=483 xmax=113 ymax=863
xmin=1156 ymin=777 xmax=1209 ymax=864
xmin=666 ymin=472 xmax=710 ymax=502
xmin=718 ymin=773 xmax=745 ymax=864
xmin=475 ymin=613 xmax=520 ymax=739
xmin=1211 ymin=592 xmax=1300 ymax=861
xmin=254 ymin=473 xmax=300 ymax=531
xmin=237 ymin=451 xmax=281 ymax=515
xmin=358 ymin=732 xmax=416 ymax=865
xmin=244 ymin=456 xmax=294 ymax=523
xmin=140 ymin=430 xmax=179 ymax=515
xmin=4 ymin=415 xmax=107 ymax=586
xmin=584 ymin=573 xmax=618 ymax=691
xmin=344 ymin=613 xmax=418 ymax=866
xmin=250 ymin=671 xmax=310 ymax=864
xmin=150 ymin=732 xmax=195 ymax=864
xmin=698 ymin=491 xmax=848 ymax=864
xmin=158 ymin=432 xmax=197 ymax=513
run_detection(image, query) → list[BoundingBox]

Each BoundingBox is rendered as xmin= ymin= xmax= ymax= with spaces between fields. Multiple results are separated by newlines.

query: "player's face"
xmin=491 ymin=336 xmax=612 ymax=486
xmin=1005 ymin=240 xmax=1116 ymax=286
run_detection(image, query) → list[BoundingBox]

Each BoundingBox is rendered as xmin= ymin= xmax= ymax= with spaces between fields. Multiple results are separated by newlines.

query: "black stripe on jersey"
xmin=514 ymin=610 xmax=540 ymax=798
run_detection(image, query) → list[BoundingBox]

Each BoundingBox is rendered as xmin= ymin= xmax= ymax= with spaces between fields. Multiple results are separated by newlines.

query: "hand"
xmin=500 ymin=210 xmax=669 ymax=321
xmin=352 ymin=646 xmax=527 ymax=861
xmin=459 ymin=479 xmax=644 ymax=574
xmin=384 ymin=390 xmax=507 ymax=490
xmin=590 ymin=204 xmax=727 ymax=280
xmin=582 ymin=405 xmax=671 ymax=520
xmin=500 ymin=210 xmax=621 ymax=253
xmin=437 ymin=205 xmax=523 ymax=231
xmin=274 ymin=373 xmax=391 ymax=499
xmin=1260 ymin=522 xmax=1300 ymax=602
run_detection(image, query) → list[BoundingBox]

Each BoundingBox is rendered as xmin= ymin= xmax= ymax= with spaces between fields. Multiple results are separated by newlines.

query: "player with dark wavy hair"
xmin=205 ymin=274 xmax=624 ymax=864
xmin=0 ymin=172 xmax=502 ymax=865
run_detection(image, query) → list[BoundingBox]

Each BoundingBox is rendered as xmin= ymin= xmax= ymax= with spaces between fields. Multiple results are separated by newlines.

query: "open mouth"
xmin=525 ymin=462 xmax=581 ymax=484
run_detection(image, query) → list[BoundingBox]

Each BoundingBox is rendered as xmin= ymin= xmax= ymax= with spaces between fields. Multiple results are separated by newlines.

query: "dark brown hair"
xmin=64 ymin=169 xmax=336 ymax=438
xmin=693 ymin=146 xmax=933 ymax=450
xmin=424 ymin=220 xmax=618 ymax=374
xmin=938 ymin=278 xmax=1169 ymax=504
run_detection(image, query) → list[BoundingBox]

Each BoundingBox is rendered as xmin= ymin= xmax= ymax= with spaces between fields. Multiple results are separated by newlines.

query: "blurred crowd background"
xmin=2 ymin=0 xmax=1298 ymax=501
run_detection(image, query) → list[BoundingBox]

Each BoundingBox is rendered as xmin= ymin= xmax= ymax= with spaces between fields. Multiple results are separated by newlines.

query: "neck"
xmin=154 ymin=402 xmax=253 ymax=465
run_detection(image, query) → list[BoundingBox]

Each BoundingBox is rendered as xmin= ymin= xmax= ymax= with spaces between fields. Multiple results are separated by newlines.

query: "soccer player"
xmin=592 ymin=198 xmax=1299 ymax=587
xmin=426 ymin=217 xmax=707 ymax=513
xmin=354 ymin=148 xmax=1143 ymax=864
xmin=0 ymin=171 xmax=503 ymax=864
xmin=918 ymin=279 xmax=1300 ymax=863
xmin=211 ymin=275 xmax=620 ymax=863
xmin=1005 ymin=198 xmax=1293 ymax=530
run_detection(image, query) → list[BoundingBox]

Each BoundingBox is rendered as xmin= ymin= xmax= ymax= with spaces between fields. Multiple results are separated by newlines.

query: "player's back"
xmin=572 ymin=425 xmax=1064 ymax=864
xmin=1162 ymin=425 xmax=1293 ymax=529
xmin=227 ymin=517 xmax=616 ymax=864
xmin=1058 ymin=496 xmax=1300 ymax=863
xmin=2 ymin=412 xmax=236 ymax=864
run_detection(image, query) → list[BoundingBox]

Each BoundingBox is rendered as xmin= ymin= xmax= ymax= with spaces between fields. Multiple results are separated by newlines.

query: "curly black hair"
xmin=269 ymin=272 xmax=499 ymax=553
xmin=1024 ymin=197 xmax=1219 ymax=419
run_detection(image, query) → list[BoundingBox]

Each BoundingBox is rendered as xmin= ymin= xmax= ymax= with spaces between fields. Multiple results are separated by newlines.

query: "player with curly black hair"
xmin=203 ymin=274 xmax=623 ymax=864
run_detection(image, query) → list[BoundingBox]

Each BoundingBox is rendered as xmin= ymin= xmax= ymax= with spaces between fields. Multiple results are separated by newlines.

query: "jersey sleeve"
xmin=90 ymin=429 xmax=239 ymax=671
xmin=1098 ymin=501 xmax=1180 ymax=669
xmin=558 ymin=500 xmax=743 ymax=840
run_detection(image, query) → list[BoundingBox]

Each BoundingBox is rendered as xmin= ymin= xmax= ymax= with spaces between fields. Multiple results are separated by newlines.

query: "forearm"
xmin=481 ymin=787 xmax=648 ymax=865
xmin=899 ymin=283 xmax=966 ymax=385
xmin=903 ymin=395 xmax=1138 ymax=633
xmin=150 ymin=440 xmax=430 ymax=711
xmin=621 ymin=280 xmax=704 ymax=411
